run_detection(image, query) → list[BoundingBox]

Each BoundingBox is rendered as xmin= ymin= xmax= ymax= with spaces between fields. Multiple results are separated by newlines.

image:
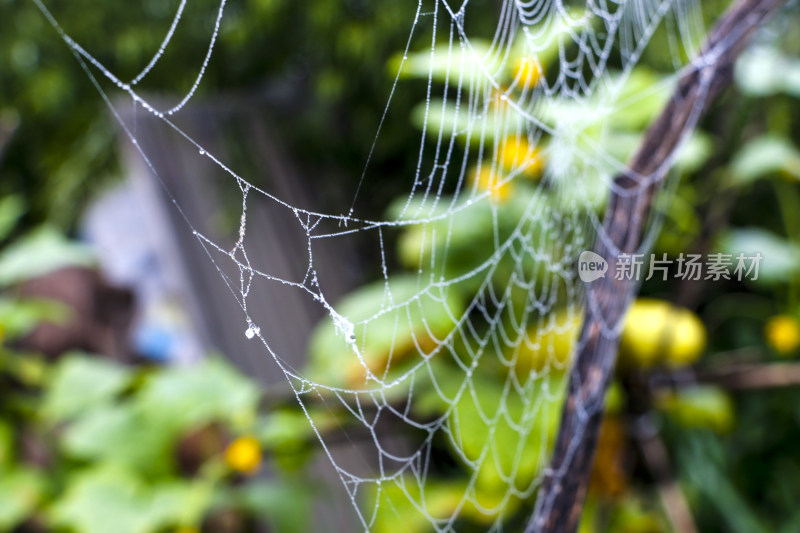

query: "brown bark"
xmin=652 ymin=361 xmax=800 ymax=390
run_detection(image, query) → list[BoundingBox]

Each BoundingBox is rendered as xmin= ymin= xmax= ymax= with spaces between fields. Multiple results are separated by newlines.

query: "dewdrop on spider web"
xmin=245 ymin=323 xmax=260 ymax=339
xmin=34 ymin=0 xmax=721 ymax=527
xmin=330 ymin=308 xmax=357 ymax=346
xmin=328 ymin=307 xmax=376 ymax=377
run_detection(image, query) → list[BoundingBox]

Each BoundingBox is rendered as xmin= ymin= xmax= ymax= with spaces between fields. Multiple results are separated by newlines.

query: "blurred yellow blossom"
xmin=224 ymin=436 xmax=262 ymax=474
xmin=470 ymin=167 xmax=513 ymax=204
xmin=513 ymin=56 xmax=544 ymax=88
xmin=765 ymin=314 xmax=800 ymax=356
xmin=499 ymin=136 xmax=544 ymax=179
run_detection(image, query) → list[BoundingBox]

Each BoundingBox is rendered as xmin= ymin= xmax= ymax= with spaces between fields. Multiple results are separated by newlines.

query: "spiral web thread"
xmin=33 ymin=0 xmax=714 ymax=530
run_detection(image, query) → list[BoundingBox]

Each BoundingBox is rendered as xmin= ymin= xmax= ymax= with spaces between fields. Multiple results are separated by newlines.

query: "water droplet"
xmin=245 ymin=325 xmax=260 ymax=339
xmin=199 ymin=149 xmax=205 ymax=155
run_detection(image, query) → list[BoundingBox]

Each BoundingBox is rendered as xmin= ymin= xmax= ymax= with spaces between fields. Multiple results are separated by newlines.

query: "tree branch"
xmin=647 ymin=360 xmax=800 ymax=390
xmin=527 ymin=1 xmax=787 ymax=531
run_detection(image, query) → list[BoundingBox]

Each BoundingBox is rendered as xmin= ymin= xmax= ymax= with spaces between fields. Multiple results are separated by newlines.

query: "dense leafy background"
xmin=2 ymin=0 xmax=800 ymax=531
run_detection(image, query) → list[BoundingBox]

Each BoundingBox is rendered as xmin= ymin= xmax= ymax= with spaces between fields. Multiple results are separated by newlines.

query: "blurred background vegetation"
xmin=2 ymin=0 xmax=800 ymax=531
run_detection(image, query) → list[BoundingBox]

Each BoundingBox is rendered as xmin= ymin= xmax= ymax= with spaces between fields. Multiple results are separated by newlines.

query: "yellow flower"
xmin=765 ymin=314 xmax=800 ymax=356
xmin=512 ymin=56 xmax=544 ymax=88
xmin=224 ymin=436 xmax=262 ymax=474
xmin=470 ymin=166 xmax=513 ymax=204
xmin=499 ymin=136 xmax=544 ymax=179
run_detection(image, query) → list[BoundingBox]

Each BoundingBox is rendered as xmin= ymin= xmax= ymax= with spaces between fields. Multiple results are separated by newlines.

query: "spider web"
xmin=33 ymin=0 xmax=714 ymax=530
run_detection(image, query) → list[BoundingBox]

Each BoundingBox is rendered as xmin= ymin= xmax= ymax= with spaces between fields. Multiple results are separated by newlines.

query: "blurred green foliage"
xmin=0 ymin=332 xmax=316 ymax=533
xmin=0 ymin=202 xmax=321 ymax=532
xmin=1 ymin=0 xmax=498 ymax=228
xmin=3 ymin=0 xmax=800 ymax=531
xmin=300 ymin=5 xmax=800 ymax=532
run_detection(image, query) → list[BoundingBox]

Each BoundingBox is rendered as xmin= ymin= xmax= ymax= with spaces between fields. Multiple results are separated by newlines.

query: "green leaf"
xmin=367 ymin=476 xmax=515 ymax=532
xmin=234 ymin=476 xmax=314 ymax=533
xmin=446 ymin=373 xmax=565 ymax=494
xmin=391 ymin=10 xmax=590 ymax=87
xmin=0 ymin=194 xmax=25 ymax=242
xmin=391 ymin=189 xmax=562 ymax=293
xmin=680 ymin=436 xmax=769 ymax=533
xmin=654 ymin=185 xmax=701 ymax=256
xmin=390 ymin=40 xmax=493 ymax=84
xmin=542 ymin=68 xmax=671 ymax=134
xmin=256 ymin=408 xmax=336 ymax=471
xmin=49 ymin=466 xmax=210 ymax=533
xmin=730 ymin=136 xmax=800 ymax=186
xmin=42 ymin=355 xmax=132 ymax=423
xmin=506 ymin=9 xmax=592 ymax=77
xmin=0 ymin=466 xmax=45 ymax=531
xmin=307 ymin=275 xmax=465 ymax=389
xmin=601 ymin=68 xmax=673 ymax=131
xmin=736 ymin=46 xmax=800 ymax=98
xmin=410 ymin=98 xmax=526 ymax=144
xmin=0 ymin=349 xmax=48 ymax=386
xmin=368 ymin=479 xmax=466 ymax=533
xmin=394 ymin=196 xmax=505 ymax=272
xmin=0 ymin=226 xmax=95 ymax=287
xmin=0 ymin=296 xmax=71 ymax=341
xmin=0 ymin=421 xmax=13 ymax=468
xmin=607 ymin=494 xmax=668 ymax=533
xmin=655 ymin=386 xmax=735 ymax=433
xmin=257 ymin=407 xmax=341 ymax=450
xmin=716 ymin=228 xmax=800 ymax=284
xmin=61 ymin=404 xmax=175 ymax=477
xmin=135 ymin=357 xmax=260 ymax=433
xmin=675 ymin=132 xmax=713 ymax=173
